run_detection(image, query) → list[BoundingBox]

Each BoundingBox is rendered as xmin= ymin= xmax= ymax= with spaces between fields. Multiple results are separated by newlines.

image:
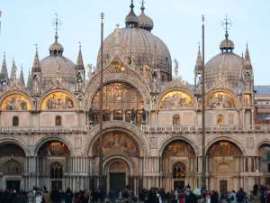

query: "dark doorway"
xmin=110 ymin=173 xmax=126 ymax=192
xmin=6 ymin=180 xmax=20 ymax=191
xmin=174 ymin=180 xmax=185 ymax=190
xmin=220 ymin=180 xmax=228 ymax=194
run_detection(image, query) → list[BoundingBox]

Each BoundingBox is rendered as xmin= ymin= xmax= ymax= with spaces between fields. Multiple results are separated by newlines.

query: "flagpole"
xmin=98 ymin=12 xmax=104 ymax=190
xmin=201 ymin=15 xmax=207 ymax=190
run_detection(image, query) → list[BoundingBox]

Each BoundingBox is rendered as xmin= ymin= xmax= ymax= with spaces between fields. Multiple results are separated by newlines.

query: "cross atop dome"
xmin=220 ymin=16 xmax=234 ymax=53
xmin=222 ymin=16 xmax=232 ymax=40
xmin=49 ymin=13 xmax=64 ymax=56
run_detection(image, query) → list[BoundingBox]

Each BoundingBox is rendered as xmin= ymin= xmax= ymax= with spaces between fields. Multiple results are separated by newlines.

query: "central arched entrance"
xmin=105 ymin=158 xmax=130 ymax=194
xmin=207 ymin=141 xmax=243 ymax=193
xmin=0 ymin=143 xmax=26 ymax=191
xmin=91 ymin=131 xmax=141 ymax=194
xmin=161 ymin=140 xmax=196 ymax=191
xmin=37 ymin=140 xmax=70 ymax=191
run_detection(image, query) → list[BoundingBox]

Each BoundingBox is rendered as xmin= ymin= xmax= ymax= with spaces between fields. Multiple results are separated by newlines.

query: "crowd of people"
xmin=0 ymin=184 xmax=270 ymax=203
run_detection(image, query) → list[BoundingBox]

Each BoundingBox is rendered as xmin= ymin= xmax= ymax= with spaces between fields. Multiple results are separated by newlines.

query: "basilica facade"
xmin=0 ymin=2 xmax=270 ymax=195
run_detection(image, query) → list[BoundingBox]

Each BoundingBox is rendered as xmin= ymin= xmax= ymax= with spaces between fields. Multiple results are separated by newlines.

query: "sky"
xmin=0 ymin=0 xmax=269 ymax=85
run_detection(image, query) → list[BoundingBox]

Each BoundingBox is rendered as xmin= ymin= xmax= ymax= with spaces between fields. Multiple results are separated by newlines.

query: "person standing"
xmin=64 ymin=188 xmax=73 ymax=203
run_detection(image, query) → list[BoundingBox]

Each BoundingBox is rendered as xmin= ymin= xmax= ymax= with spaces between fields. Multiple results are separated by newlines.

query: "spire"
xmin=244 ymin=44 xmax=252 ymax=69
xmin=174 ymin=59 xmax=179 ymax=77
xmin=27 ymin=70 xmax=32 ymax=89
xmin=19 ymin=66 xmax=25 ymax=86
xmin=195 ymin=45 xmax=203 ymax=73
xmin=32 ymin=44 xmax=41 ymax=72
xmin=76 ymin=42 xmax=84 ymax=69
xmin=10 ymin=59 xmax=17 ymax=82
xmin=125 ymin=0 xmax=139 ymax=28
xmin=1 ymin=52 xmax=9 ymax=83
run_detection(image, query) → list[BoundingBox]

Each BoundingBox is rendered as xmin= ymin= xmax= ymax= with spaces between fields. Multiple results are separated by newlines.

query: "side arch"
xmin=34 ymin=136 xmax=74 ymax=156
xmin=39 ymin=88 xmax=79 ymax=111
xmin=0 ymin=90 xmax=34 ymax=111
xmin=159 ymin=136 xmax=199 ymax=157
xmin=206 ymin=136 xmax=246 ymax=156
xmin=206 ymin=88 xmax=241 ymax=109
xmin=0 ymin=137 xmax=29 ymax=156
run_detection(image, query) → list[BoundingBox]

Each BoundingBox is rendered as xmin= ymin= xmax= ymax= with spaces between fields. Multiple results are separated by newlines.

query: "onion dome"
xmin=138 ymin=1 xmax=154 ymax=31
xmin=97 ymin=27 xmax=172 ymax=81
xmin=205 ymin=29 xmax=243 ymax=91
xmin=49 ymin=34 xmax=64 ymax=56
xmin=125 ymin=0 xmax=139 ymax=28
xmin=40 ymin=30 xmax=76 ymax=88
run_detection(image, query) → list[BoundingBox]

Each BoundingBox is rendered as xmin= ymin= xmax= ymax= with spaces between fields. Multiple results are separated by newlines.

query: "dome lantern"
xmin=138 ymin=0 xmax=154 ymax=32
xmin=125 ymin=0 xmax=139 ymax=28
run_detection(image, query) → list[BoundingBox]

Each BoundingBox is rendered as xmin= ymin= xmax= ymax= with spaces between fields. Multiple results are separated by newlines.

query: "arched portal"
xmin=161 ymin=140 xmax=196 ymax=191
xmin=89 ymin=82 xmax=145 ymax=126
xmin=0 ymin=143 xmax=26 ymax=191
xmin=37 ymin=140 xmax=70 ymax=191
xmin=258 ymin=144 xmax=270 ymax=186
xmin=207 ymin=141 xmax=243 ymax=193
xmin=105 ymin=158 xmax=130 ymax=194
xmin=91 ymin=131 xmax=141 ymax=194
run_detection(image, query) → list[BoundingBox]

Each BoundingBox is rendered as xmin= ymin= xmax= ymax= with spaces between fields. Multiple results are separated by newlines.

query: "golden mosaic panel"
xmin=1 ymin=94 xmax=32 ymax=111
xmin=207 ymin=92 xmax=235 ymax=108
xmin=41 ymin=92 xmax=74 ymax=110
xmin=159 ymin=91 xmax=193 ymax=110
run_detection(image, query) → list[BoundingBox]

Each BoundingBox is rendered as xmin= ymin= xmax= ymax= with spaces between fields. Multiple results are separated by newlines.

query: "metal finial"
xmin=141 ymin=0 xmax=145 ymax=11
xmin=34 ymin=43 xmax=38 ymax=54
xmin=53 ymin=13 xmax=62 ymax=42
xmin=101 ymin=12 xmax=104 ymax=22
xmin=202 ymin=15 xmax=205 ymax=24
xmin=222 ymin=16 xmax=232 ymax=40
xmin=130 ymin=0 xmax=135 ymax=9
xmin=78 ymin=41 xmax=82 ymax=49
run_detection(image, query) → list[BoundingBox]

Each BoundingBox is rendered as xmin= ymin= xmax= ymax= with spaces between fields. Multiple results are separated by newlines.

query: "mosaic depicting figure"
xmin=93 ymin=132 xmax=139 ymax=157
xmin=207 ymin=92 xmax=235 ymax=108
xmin=92 ymin=83 xmax=144 ymax=111
xmin=38 ymin=141 xmax=70 ymax=157
xmin=163 ymin=141 xmax=195 ymax=158
xmin=41 ymin=92 xmax=74 ymax=110
xmin=207 ymin=141 xmax=242 ymax=157
xmin=159 ymin=91 xmax=193 ymax=110
xmin=1 ymin=94 xmax=31 ymax=111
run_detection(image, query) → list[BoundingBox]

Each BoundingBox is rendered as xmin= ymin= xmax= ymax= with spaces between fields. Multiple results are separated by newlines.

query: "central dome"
xmin=97 ymin=27 xmax=172 ymax=80
xmin=97 ymin=2 xmax=172 ymax=82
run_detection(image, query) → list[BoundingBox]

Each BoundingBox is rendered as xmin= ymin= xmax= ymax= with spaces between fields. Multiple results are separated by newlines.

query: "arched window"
xmin=172 ymin=114 xmax=180 ymax=126
xmin=55 ymin=116 xmax=62 ymax=126
xmin=12 ymin=116 xmax=19 ymax=127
